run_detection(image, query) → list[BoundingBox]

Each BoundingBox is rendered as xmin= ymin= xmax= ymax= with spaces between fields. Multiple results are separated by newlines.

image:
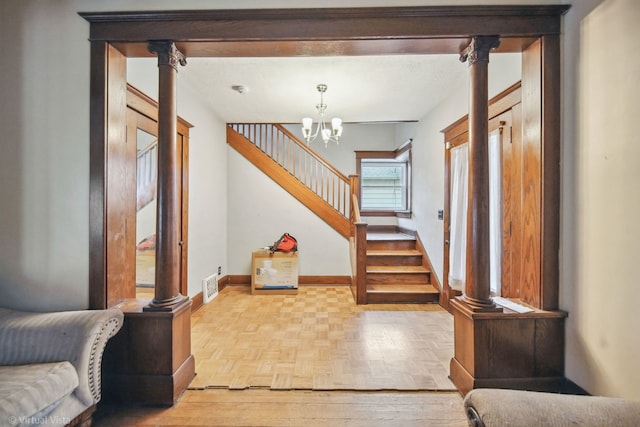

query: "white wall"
xmin=227 ymin=149 xmax=350 ymax=275
xmin=0 ymin=1 xmax=93 ymax=311
xmin=284 ymin=123 xmax=397 ymax=175
xmin=228 ymin=123 xmax=396 ymax=277
xmin=561 ymin=0 xmax=640 ymax=399
xmin=398 ymin=53 xmax=521 ymax=284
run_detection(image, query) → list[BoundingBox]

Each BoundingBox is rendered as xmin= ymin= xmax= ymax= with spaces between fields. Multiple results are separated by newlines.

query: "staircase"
xmin=227 ymin=123 xmax=440 ymax=305
xmin=227 ymin=123 xmax=351 ymax=238
xmin=365 ymin=229 xmax=439 ymax=304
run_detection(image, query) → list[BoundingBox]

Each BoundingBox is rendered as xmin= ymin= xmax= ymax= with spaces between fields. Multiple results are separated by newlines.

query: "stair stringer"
xmin=227 ymin=126 xmax=350 ymax=239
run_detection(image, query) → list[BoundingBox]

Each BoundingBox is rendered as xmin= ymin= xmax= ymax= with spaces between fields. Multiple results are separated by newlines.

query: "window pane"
xmin=361 ymin=163 xmax=406 ymax=210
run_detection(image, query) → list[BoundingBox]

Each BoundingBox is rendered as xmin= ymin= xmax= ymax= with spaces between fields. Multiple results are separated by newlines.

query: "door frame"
xmin=82 ymin=6 xmax=567 ymax=309
xmin=127 ymin=84 xmax=191 ymax=303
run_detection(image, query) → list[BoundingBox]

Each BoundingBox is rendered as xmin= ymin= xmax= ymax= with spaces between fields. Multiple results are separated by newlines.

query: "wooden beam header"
xmin=80 ymin=6 xmax=570 ymax=54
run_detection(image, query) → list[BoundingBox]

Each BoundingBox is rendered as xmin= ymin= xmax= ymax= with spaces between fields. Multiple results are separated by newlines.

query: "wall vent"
xmin=202 ymin=274 xmax=218 ymax=304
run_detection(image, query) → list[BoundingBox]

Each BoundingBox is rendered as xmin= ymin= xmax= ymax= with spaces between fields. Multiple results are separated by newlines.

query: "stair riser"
xmin=366 ymin=292 xmax=440 ymax=304
xmin=366 ymin=255 xmax=422 ymax=266
xmin=366 ymin=273 xmax=430 ymax=284
xmin=366 ymin=240 xmax=416 ymax=251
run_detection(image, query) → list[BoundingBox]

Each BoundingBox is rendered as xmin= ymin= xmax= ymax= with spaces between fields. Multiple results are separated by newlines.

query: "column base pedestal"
xmin=449 ymin=297 xmax=567 ymax=396
xmin=103 ymin=297 xmax=195 ymax=405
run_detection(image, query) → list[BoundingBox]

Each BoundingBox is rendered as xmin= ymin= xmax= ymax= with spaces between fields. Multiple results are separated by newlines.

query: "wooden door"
xmin=106 ymin=85 xmax=191 ymax=306
xmin=442 ymin=83 xmax=523 ymax=309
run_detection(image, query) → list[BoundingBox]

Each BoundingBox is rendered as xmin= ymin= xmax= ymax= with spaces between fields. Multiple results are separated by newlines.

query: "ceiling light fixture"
xmin=301 ymin=84 xmax=343 ymax=147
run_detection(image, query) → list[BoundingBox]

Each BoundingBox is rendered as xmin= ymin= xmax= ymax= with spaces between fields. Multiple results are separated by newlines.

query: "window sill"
xmin=360 ymin=210 xmax=411 ymax=218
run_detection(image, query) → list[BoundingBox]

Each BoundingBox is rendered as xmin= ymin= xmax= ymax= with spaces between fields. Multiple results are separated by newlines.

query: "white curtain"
xmin=488 ymin=130 xmax=502 ymax=296
xmin=448 ymin=144 xmax=468 ymax=292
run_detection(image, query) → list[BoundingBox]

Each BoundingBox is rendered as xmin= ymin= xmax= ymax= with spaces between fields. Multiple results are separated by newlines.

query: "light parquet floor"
xmin=190 ymin=285 xmax=456 ymax=391
xmin=95 ymin=286 xmax=467 ymax=426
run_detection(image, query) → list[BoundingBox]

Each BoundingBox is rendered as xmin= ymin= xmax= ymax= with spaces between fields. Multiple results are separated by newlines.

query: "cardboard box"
xmin=251 ymin=249 xmax=298 ymax=295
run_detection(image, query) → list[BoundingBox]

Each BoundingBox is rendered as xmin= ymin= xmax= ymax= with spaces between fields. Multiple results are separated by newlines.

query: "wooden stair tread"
xmin=367 ymin=284 xmax=438 ymax=293
xmin=366 ymin=232 xmax=416 ymax=241
xmin=367 ymin=249 xmax=422 ymax=256
xmin=367 ymin=284 xmax=438 ymax=294
xmin=367 ymin=265 xmax=430 ymax=273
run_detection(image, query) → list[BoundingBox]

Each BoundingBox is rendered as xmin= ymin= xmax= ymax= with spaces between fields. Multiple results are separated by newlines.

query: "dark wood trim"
xmin=127 ymin=83 xmax=194 ymax=129
xmin=80 ymin=6 xmax=569 ymax=50
xmin=190 ymin=291 xmax=204 ymax=313
xmin=442 ymin=130 xmax=452 ymax=310
xmin=415 ymin=233 xmax=442 ymax=294
xmin=88 ymin=41 xmax=109 ymax=310
xmin=540 ymin=34 xmax=561 ymax=311
xmin=520 ymin=39 xmax=543 ymax=309
xmin=103 ymin=299 xmax=195 ymax=405
xmin=86 ymin=6 xmax=567 ymax=310
xmin=450 ymin=298 xmax=567 ymax=396
xmin=442 ymin=81 xmax=522 ymax=141
xmin=299 ymin=276 xmax=351 ymax=286
xmin=223 ymin=275 xmax=351 ymax=287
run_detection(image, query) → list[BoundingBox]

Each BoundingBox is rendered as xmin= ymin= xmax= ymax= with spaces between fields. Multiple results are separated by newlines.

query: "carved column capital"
xmin=460 ymin=36 xmax=500 ymax=65
xmin=148 ymin=40 xmax=187 ymax=70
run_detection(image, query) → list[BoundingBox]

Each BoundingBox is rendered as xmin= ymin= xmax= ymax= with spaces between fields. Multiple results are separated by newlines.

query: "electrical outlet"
xmin=218 ymin=266 xmax=222 ymax=275
xmin=438 ymin=210 xmax=444 ymax=220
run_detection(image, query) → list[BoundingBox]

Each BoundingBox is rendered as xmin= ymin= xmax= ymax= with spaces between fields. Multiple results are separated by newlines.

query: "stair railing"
xmin=137 ymin=140 xmax=158 ymax=211
xmin=230 ymin=123 xmax=369 ymax=303
xmin=230 ymin=123 xmax=351 ymax=219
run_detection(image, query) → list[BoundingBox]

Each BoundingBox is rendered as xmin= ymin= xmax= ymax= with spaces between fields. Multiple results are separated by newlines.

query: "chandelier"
xmin=301 ymin=84 xmax=343 ymax=146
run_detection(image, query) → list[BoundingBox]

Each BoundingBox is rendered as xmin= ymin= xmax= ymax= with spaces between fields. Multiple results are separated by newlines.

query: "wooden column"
xmin=459 ymin=36 xmax=501 ymax=311
xmin=146 ymin=40 xmax=188 ymax=311
xmin=102 ymin=41 xmax=195 ymax=406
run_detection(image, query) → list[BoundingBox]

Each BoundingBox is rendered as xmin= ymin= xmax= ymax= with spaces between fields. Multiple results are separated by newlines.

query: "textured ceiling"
xmin=180 ymin=54 xmax=471 ymax=124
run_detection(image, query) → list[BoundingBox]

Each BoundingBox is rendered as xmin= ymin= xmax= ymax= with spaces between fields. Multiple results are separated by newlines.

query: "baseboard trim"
xmin=192 ymin=275 xmax=351 ymax=312
xmin=224 ymin=275 xmax=351 ymax=286
xmin=414 ymin=232 xmax=442 ymax=293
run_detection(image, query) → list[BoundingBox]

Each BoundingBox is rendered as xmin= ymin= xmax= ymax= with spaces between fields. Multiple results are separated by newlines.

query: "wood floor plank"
xmin=94 ymin=389 xmax=468 ymax=426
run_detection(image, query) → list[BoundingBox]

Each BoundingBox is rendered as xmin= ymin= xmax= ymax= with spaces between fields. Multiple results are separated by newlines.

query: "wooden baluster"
xmin=271 ymin=125 xmax=275 ymax=159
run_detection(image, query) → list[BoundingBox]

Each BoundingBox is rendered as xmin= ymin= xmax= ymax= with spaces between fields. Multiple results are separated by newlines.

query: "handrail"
xmin=230 ymin=123 xmax=351 ymax=220
xmin=275 ymin=124 xmax=350 ymax=184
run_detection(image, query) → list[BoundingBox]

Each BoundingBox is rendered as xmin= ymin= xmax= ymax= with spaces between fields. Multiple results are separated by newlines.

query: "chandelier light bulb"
xmin=301 ymin=84 xmax=343 ymax=146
